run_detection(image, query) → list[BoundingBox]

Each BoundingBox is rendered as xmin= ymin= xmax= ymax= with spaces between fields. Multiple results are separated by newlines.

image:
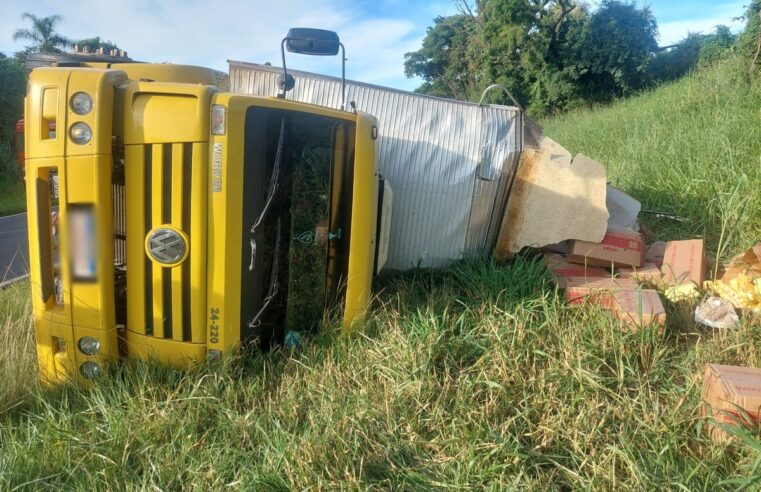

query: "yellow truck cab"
xmin=25 ymin=59 xmax=382 ymax=382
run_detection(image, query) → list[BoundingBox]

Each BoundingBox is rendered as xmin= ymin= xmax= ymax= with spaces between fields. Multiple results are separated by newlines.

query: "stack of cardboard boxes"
xmin=547 ymin=230 xmax=761 ymax=442
xmin=546 ymin=228 xmax=707 ymax=331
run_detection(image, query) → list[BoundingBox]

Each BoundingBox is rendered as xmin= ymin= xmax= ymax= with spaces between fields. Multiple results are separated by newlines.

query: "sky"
xmin=0 ymin=0 xmax=749 ymax=91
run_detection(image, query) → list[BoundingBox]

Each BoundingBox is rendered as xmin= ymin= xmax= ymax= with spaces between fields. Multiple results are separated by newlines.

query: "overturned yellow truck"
xmin=25 ymin=30 xmax=393 ymax=382
xmin=24 ymin=29 xmax=526 ymax=383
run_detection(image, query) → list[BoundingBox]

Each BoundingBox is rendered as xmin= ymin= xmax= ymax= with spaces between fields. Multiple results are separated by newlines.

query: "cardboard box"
xmin=568 ymin=228 xmax=644 ymax=268
xmin=661 ymin=239 xmax=706 ymax=286
xmin=611 ymin=289 xmax=666 ymax=329
xmin=544 ymin=254 xmax=609 ymax=288
xmin=645 ymin=241 xmax=667 ymax=267
xmin=702 ymin=364 xmax=761 ymax=442
xmin=564 ymin=277 xmax=638 ymax=305
xmin=617 ymin=262 xmax=663 ymax=284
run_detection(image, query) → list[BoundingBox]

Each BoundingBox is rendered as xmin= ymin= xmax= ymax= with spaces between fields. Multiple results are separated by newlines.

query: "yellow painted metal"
xmin=26 ymin=69 xmax=67 ymax=159
xmin=124 ymin=144 xmax=147 ymax=337
xmin=125 ymin=332 xmax=206 ymax=366
xmin=25 ymin=68 xmax=125 ymax=382
xmin=343 ymin=113 xmax=379 ymax=329
xmin=122 ymin=80 xmax=212 ymax=365
xmin=123 ymin=81 xmax=215 ymax=144
xmin=67 ymin=154 xmax=116 ymax=332
xmin=27 ymin=64 xmax=380 ymax=380
xmin=109 ymin=63 xmax=225 ymax=87
xmin=206 ymin=93 xmax=239 ymax=355
xmin=189 ymin=142 xmax=208 ymax=344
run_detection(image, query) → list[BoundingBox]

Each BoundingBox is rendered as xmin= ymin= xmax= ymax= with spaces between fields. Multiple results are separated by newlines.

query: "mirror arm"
xmin=279 ymin=37 xmax=289 ymax=99
xmin=340 ymin=42 xmax=346 ymax=111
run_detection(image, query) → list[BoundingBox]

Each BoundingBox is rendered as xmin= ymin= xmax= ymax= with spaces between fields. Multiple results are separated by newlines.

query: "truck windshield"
xmin=241 ymin=107 xmax=355 ymax=345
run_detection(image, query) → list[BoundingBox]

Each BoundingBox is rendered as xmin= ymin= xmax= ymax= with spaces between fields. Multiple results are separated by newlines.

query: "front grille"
xmin=113 ymin=178 xmax=126 ymax=266
xmin=124 ymin=142 xmax=206 ymax=344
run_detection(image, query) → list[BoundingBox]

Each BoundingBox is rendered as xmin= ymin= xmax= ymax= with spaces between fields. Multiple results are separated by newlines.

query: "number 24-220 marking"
xmin=209 ymin=307 xmax=220 ymax=344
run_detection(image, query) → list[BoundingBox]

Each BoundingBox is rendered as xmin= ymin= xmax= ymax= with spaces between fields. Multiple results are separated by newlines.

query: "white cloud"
xmin=658 ymin=15 xmax=745 ymax=46
xmin=0 ymin=0 xmax=424 ymax=89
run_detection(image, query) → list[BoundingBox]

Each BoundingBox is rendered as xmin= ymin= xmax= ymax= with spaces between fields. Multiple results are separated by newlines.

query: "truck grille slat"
xmin=143 ymin=145 xmax=154 ymax=336
xmin=181 ymin=142 xmax=193 ymax=343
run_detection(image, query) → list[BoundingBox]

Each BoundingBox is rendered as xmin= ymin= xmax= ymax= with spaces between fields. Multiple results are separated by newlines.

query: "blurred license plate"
xmin=68 ymin=205 xmax=97 ymax=280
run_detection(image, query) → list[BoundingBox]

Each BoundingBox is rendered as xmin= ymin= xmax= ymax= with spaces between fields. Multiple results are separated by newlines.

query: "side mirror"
xmin=286 ymin=28 xmax=340 ymax=56
xmin=279 ymin=28 xmax=347 ymax=110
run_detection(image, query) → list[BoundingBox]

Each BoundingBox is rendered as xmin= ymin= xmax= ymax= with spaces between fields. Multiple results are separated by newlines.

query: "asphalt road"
xmin=0 ymin=212 xmax=30 ymax=285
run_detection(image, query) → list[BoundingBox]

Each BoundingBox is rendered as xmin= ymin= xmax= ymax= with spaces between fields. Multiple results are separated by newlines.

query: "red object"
xmin=15 ymin=119 xmax=25 ymax=170
xmin=568 ymin=228 xmax=645 ymax=268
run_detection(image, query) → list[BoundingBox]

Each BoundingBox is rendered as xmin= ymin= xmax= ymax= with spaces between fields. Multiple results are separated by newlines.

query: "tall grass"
xmin=0 ymin=282 xmax=36 ymax=413
xmin=543 ymin=57 xmax=761 ymax=259
xmin=2 ymin=60 xmax=761 ymax=489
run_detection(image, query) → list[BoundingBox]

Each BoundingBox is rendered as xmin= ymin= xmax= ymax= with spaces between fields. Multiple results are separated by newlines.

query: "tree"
xmin=404 ymin=15 xmax=480 ymax=100
xmin=12 ymin=13 xmax=71 ymax=53
xmin=405 ymin=0 xmax=662 ymax=113
xmin=579 ymin=1 xmax=658 ymax=96
xmin=73 ymin=36 xmax=121 ymax=53
xmin=0 ymin=54 xmax=25 ymax=140
xmin=405 ymin=1 xmax=592 ymax=112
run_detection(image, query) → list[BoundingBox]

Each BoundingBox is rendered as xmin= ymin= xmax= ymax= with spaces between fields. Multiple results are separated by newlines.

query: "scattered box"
xmin=702 ymin=364 xmax=761 ymax=442
xmin=617 ymin=262 xmax=663 ymax=284
xmin=564 ymin=277 xmax=638 ymax=305
xmin=645 ymin=241 xmax=667 ymax=267
xmin=611 ymin=289 xmax=666 ymax=329
xmin=568 ymin=228 xmax=644 ymax=268
xmin=661 ymin=239 xmax=706 ymax=287
xmin=544 ymin=253 xmax=609 ymax=288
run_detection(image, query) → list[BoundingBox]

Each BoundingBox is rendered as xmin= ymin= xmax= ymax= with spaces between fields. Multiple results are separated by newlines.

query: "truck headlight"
xmin=78 ymin=336 xmax=100 ymax=355
xmin=211 ymin=104 xmax=225 ymax=135
xmin=69 ymin=122 xmax=92 ymax=145
xmin=79 ymin=361 xmax=102 ymax=379
xmin=70 ymin=92 xmax=93 ymax=115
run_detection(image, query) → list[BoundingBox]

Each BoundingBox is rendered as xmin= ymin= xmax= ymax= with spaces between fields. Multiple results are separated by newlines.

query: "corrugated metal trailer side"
xmin=229 ymin=61 xmax=523 ymax=270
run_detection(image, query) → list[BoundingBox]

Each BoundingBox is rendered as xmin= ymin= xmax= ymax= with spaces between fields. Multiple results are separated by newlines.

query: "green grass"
xmin=2 ymin=59 xmax=761 ymax=489
xmin=543 ymin=57 xmax=761 ymax=259
xmin=0 ymin=180 xmax=26 ymax=216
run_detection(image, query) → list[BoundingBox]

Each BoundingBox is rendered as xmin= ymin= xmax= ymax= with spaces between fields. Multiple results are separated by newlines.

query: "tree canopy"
xmin=12 ymin=13 xmax=71 ymax=53
xmin=404 ymin=0 xmax=698 ymax=114
xmin=73 ymin=36 xmax=121 ymax=53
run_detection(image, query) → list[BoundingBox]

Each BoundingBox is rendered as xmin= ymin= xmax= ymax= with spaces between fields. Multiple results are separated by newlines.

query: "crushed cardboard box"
xmin=568 ymin=228 xmax=644 ymax=268
xmin=617 ymin=262 xmax=662 ymax=284
xmin=611 ymin=289 xmax=666 ymax=329
xmin=661 ymin=239 xmax=706 ymax=285
xmin=702 ymin=364 xmax=761 ymax=442
xmin=660 ymin=239 xmax=706 ymax=301
xmin=645 ymin=241 xmax=667 ymax=268
xmin=564 ymin=277 xmax=638 ymax=305
xmin=495 ymin=132 xmax=608 ymax=259
xmin=544 ymin=253 xmax=609 ymax=288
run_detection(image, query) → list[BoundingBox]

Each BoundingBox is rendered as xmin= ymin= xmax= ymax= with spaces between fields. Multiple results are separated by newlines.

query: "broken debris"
xmin=495 ymin=136 xmax=608 ymax=259
xmin=694 ymin=297 xmax=740 ymax=329
xmin=704 ymin=242 xmax=761 ymax=313
xmin=606 ymin=186 xmax=641 ymax=232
